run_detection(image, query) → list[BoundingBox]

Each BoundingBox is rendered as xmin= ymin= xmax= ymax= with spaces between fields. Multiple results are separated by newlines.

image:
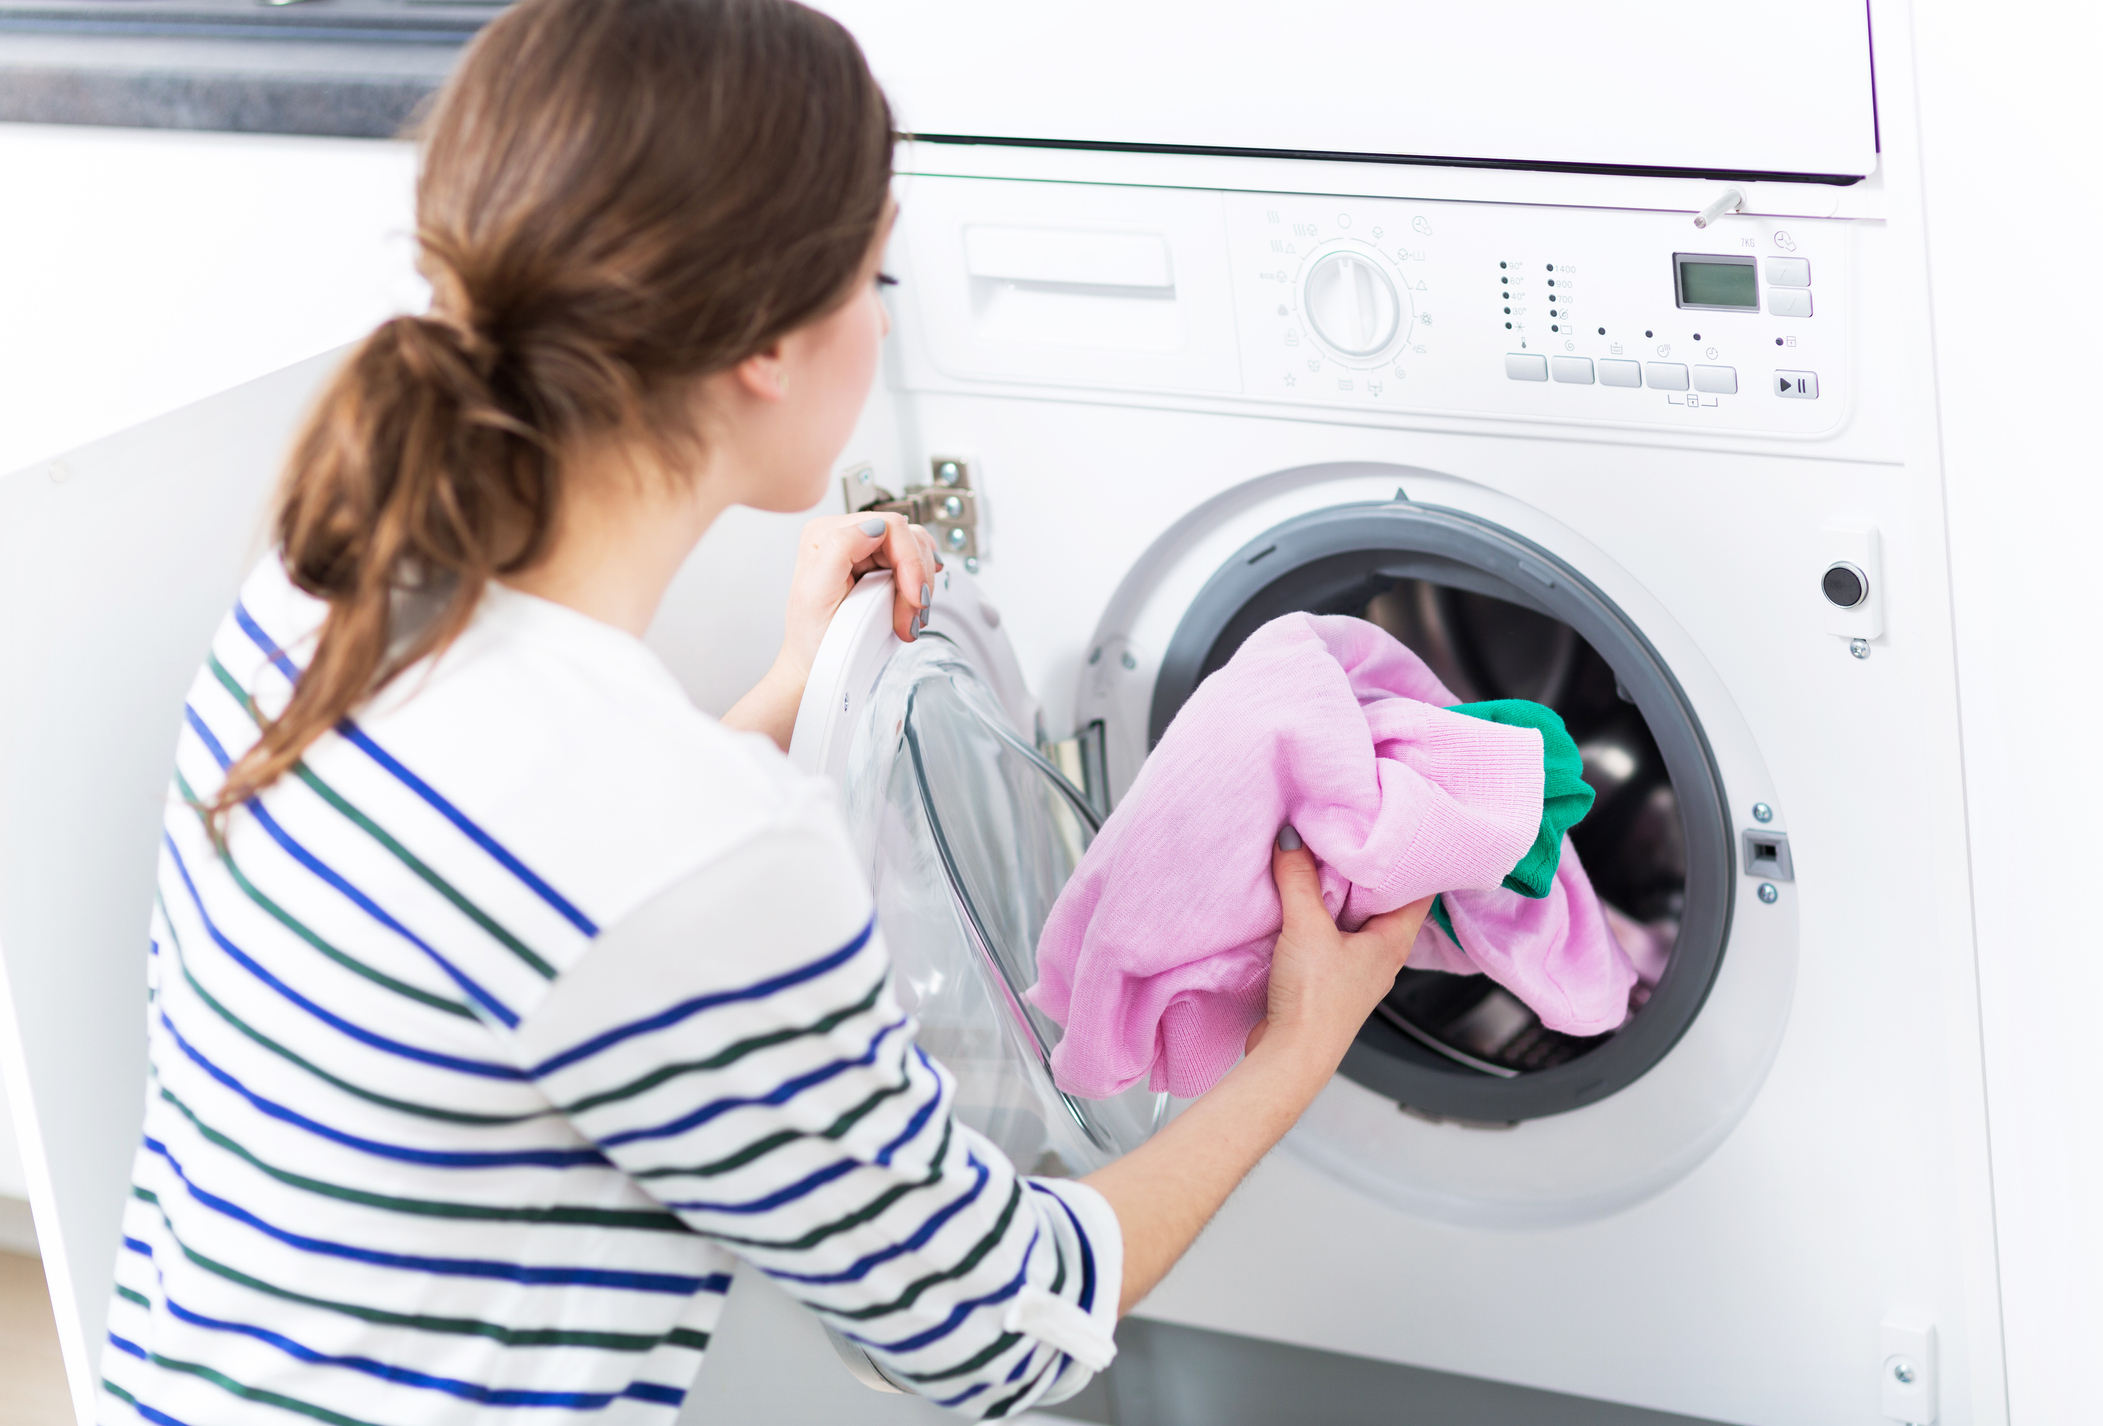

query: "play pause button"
xmin=1775 ymin=370 xmax=1819 ymax=399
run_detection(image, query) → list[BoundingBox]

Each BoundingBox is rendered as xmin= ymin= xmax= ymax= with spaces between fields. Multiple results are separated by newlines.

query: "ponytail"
xmin=205 ymin=0 xmax=893 ymax=837
xmin=207 ymin=315 xmax=553 ymax=830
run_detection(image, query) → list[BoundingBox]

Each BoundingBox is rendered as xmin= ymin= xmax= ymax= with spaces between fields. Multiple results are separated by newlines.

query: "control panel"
xmin=1223 ymin=192 xmax=1845 ymax=435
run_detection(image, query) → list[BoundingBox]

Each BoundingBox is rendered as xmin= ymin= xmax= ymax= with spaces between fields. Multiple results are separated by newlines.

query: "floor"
xmin=1 ymin=1250 xmax=71 ymax=1425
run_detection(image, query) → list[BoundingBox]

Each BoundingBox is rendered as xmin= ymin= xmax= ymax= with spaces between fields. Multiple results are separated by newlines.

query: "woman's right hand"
xmin=1245 ymin=827 xmax=1429 ymax=1060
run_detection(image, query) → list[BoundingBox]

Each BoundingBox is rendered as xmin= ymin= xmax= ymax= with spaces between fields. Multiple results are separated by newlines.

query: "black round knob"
xmin=1822 ymin=562 xmax=1868 ymax=608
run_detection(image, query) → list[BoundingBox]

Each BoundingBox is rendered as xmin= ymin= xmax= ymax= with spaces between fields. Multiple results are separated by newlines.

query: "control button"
xmin=1765 ymin=257 xmax=1811 ymax=287
xmin=1693 ymin=364 xmax=1738 ymax=394
xmin=1645 ymin=361 xmax=1689 ymax=391
xmin=1598 ymin=358 xmax=1642 ymax=388
xmin=1775 ymin=370 xmax=1820 ymax=399
xmin=1822 ymin=562 xmax=1868 ymax=608
xmin=1505 ymin=353 xmax=1548 ymax=381
xmin=1551 ymin=356 xmax=1594 ymax=384
xmin=1768 ymin=288 xmax=1813 ymax=317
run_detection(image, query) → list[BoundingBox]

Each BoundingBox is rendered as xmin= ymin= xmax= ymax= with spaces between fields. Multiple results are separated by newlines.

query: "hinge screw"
xmin=1849 ymin=637 xmax=1871 ymax=660
xmin=934 ymin=460 xmax=963 ymax=487
xmin=963 ymin=556 xmax=980 ymax=574
xmin=1752 ymin=802 xmax=1773 ymax=823
xmin=1893 ymin=1362 xmax=1917 ymax=1385
xmin=1757 ymin=882 xmax=1779 ymax=904
xmin=946 ymin=527 xmax=969 ymax=550
xmin=940 ymin=494 xmax=964 ymax=519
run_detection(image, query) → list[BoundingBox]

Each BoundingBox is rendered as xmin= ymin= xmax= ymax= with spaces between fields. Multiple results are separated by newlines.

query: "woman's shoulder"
xmin=271 ymin=561 xmax=846 ymax=949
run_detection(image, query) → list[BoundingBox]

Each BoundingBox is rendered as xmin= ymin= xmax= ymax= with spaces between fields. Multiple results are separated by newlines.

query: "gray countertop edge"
xmin=0 ymin=32 xmax=462 ymax=137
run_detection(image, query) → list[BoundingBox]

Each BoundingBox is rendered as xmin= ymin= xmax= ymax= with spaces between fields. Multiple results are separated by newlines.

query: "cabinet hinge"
xmin=842 ymin=456 xmax=981 ymax=569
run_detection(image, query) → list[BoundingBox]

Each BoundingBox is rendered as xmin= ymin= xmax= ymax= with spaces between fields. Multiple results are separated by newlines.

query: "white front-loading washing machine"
xmin=757 ymin=157 xmax=1989 ymax=1425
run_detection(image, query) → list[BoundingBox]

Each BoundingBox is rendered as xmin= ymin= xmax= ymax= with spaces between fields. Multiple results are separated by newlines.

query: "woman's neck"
xmin=500 ymin=440 xmax=726 ymax=639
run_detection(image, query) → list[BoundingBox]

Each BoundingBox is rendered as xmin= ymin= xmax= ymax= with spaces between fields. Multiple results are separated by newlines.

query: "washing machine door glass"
xmin=836 ymin=631 xmax=1167 ymax=1176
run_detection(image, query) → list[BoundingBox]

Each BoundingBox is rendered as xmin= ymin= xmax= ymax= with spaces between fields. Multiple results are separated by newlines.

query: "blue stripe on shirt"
xmin=844 ymin=1231 xmax=1040 ymax=1355
xmin=1030 ymin=1182 xmax=1099 ymax=1314
xmin=178 ymin=700 xmax=238 ymax=770
xmin=156 ymin=1289 xmax=688 ymax=1409
xmin=178 ymin=707 xmax=518 ymax=1028
xmin=163 ymin=830 xmax=522 ymax=1074
xmin=877 ymin=1048 xmax=946 ymax=1165
xmin=154 ymin=1008 xmax=601 ymax=1169
xmin=762 ymin=1152 xmax=990 ymax=1286
xmin=662 ymin=1073 xmax=948 ymax=1216
xmin=661 ymin=1157 xmax=858 ymax=1217
xmin=232 ymin=600 xmax=599 ymax=939
xmin=530 ymin=917 xmax=876 ymax=1078
xmin=108 ymin=1334 xmax=686 ymax=1426
xmin=598 ymin=1017 xmax=909 ymax=1148
xmin=933 ymin=1381 xmax=992 ymax=1410
xmin=102 ymin=1346 xmax=209 ymax=1426
xmin=228 ymin=600 xmax=303 ymax=684
xmin=141 ymin=1141 xmax=717 ymax=1292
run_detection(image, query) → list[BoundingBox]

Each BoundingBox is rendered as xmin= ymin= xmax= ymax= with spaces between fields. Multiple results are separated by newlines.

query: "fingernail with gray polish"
xmin=1276 ymin=824 xmax=1302 ymax=851
xmin=920 ymin=582 xmax=931 ymax=607
xmin=859 ymin=517 xmax=887 ymax=537
xmin=918 ymin=608 xmax=930 ymax=631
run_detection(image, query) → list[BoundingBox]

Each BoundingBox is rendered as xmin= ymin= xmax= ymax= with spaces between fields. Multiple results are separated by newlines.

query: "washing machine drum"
xmin=789 ymin=570 xmax=1169 ymax=1176
xmin=1145 ymin=502 xmax=1733 ymax=1125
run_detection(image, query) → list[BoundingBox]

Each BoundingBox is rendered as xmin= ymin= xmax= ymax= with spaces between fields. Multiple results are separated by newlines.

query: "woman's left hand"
xmin=722 ymin=512 xmax=940 ymax=750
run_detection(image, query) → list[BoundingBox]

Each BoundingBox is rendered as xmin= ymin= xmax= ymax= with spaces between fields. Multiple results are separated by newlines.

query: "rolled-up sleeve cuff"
xmin=1020 ymin=1176 xmax=1124 ymax=1407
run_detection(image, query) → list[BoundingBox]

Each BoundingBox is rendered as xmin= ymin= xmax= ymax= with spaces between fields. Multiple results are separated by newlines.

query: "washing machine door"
xmin=1083 ymin=478 xmax=1796 ymax=1226
xmin=788 ymin=569 xmax=1168 ymax=1176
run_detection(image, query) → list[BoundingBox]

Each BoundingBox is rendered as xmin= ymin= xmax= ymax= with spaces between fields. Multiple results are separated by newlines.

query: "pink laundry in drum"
xmin=1027 ymin=612 xmax=1638 ymax=1101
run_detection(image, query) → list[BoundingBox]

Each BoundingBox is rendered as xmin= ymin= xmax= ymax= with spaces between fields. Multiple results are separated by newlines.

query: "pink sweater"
xmin=1028 ymin=613 xmax=1636 ymax=1099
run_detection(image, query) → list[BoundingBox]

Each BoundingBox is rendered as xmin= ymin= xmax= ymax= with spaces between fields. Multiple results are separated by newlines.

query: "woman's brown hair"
xmin=209 ymin=0 xmax=892 ymax=832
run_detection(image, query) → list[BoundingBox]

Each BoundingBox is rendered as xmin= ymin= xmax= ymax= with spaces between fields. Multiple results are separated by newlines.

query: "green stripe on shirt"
xmin=171 ymin=766 xmax=475 ymax=1020
xmin=107 ymin=1357 xmax=385 ymax=1426
xmin=130 ymin=1189 xmax=694 ymax=1350
xmin=155 ymin=889 xmax=544 ymax=1128
xmin=206 ymin=653 xmax=556 ymax=979
xmin=153 ymin=1080 xmax=680 ymax=1231
xmin=562 ymin=973 xmax=889 ymax=1117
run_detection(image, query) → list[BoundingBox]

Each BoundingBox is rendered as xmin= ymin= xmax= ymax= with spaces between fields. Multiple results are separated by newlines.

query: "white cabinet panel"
xmin=818 ymin=0 xmax=1877 ymax=179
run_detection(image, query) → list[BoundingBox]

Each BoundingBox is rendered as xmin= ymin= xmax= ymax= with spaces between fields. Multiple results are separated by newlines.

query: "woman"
xmin=102 ymin=0 xmax=1427 ymax=1420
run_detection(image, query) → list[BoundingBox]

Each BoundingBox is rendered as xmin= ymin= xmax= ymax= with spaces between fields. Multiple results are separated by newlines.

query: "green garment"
xmin=1448 ymin=699 xmax=1594 ymax=897
xmin=1427 ymin=698 xmax=1594 ymax=946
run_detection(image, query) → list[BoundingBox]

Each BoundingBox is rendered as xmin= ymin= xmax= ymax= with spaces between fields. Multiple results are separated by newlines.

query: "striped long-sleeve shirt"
xmin=100 ymin=554 xmax=1123 ymax=1426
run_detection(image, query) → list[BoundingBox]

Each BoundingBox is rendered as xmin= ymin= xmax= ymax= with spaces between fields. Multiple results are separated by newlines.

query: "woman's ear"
xmin=734 ymin=340 xmax=791 ymax=402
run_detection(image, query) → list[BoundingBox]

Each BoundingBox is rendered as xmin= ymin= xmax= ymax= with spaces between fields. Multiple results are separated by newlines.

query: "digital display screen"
xmin=1675 ymin=255 xmax=1758 ymax=310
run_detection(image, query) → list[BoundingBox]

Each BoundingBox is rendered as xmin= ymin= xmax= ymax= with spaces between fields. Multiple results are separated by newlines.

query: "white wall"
xmin=0 ymin=120 xmax=421 ymax=1220
xmin=0 ymin=123 xmax=421 ymax=480
xmin=1908 ymin=4 xmax=2103 ymax=1421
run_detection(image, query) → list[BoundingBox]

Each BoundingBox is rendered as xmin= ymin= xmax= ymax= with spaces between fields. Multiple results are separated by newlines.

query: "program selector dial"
xmin=1301 ymin=249 xmax=1406 ymax=359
